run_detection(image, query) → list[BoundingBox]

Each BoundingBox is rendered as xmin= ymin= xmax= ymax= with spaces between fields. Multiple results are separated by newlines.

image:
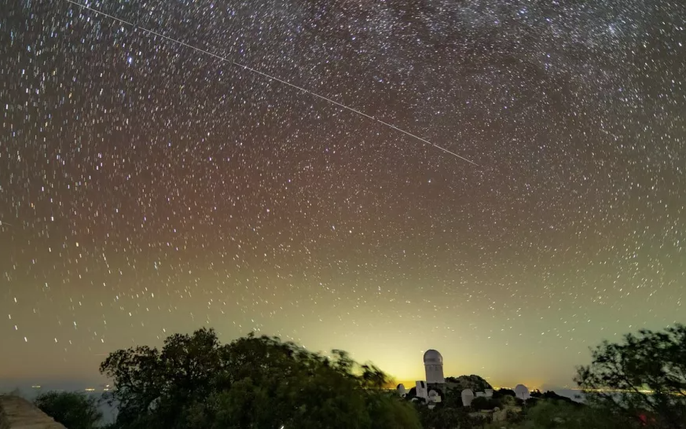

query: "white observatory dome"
xmin=423 ymin=349 xmax=445 ymax=384
xmin=514 ymin=384 xmax=530 ymax=400
xmin=461 ymin=389 xmax=475 ymax=407
xmin=423 ymin=349 xmax=443 ymax=364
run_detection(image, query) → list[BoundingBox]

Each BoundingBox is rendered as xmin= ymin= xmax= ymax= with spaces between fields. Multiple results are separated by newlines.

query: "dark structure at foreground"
xmin=0 ymin=395 xmax=66 ymax=429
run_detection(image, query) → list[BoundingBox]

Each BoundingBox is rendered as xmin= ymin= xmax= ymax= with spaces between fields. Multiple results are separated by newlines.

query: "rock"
xmin=0 ymin=396 xmax=66 ymax=429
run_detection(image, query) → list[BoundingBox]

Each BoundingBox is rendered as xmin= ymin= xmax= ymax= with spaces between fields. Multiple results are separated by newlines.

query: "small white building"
xmin=415 ymin=380 xmax=429 ymax=400
xmin=514 ymin=384 xmax=530 ymax=400
xmin=461 ymin=389 xmax=475 ymax=406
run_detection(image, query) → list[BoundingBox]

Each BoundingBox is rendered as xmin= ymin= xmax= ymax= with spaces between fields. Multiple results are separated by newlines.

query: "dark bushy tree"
xmin=508 ymin=399 xmax=629 ymax=429
xmin=575 ymin=324 xmax=686 ymax=429
xmin=493 ymin=388 xmax=516 ymax=399
xmin=445 ymin=375 xmax=492 ymax=392
xmin=415 ymin=404 xmax=475 ymax=429
xmin=100 ymin=328 xmax=421 ymax=429
xmin=34 ymin=391 xmax=103 ymax=429
xmin=470 ymin=396 xmax=501 ymax=411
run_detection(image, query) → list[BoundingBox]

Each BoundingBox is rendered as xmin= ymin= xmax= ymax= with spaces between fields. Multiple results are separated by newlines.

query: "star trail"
xmin=64 ymin=0 xmax=479 ymax=166
xmin=1 ymin=0 xmax=685 ymax=389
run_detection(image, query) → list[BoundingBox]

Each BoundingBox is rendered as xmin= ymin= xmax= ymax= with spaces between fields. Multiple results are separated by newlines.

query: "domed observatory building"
xmin=514 ymin=384 xmax=530 ymax=400
xmin=423 ymin=349 xmax=445 ymax=385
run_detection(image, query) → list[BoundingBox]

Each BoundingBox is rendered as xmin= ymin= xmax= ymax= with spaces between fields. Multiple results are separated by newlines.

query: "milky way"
xmin=1 ymin=0 xmax=685 ymax=388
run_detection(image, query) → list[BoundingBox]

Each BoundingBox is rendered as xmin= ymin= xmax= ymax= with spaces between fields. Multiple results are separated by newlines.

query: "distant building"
xmin=398 ymin=350 xmax=446 ymax=407
xmin=399 ymin=348 xmax=531 ymax=410
xmin=415 ymin=381 xmax=429 ymax=400
xmin=423 ymin=349 xmax=445 ymax=385
xmin=461 ymin=389 xmax=475 ymax=406
xmin=514 ymin=384 xmax=530 ymax=400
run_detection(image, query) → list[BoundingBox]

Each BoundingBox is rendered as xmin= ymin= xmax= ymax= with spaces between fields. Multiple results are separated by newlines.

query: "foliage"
xmin=34 ymin=391 xmax=103 ymax=429
xmin=367 ymin=392 xmax=423 ymax=429
xmin=414 ymin=403 xmax=477 ymax=429
xmin=575 ymin=324 xmax=686 ymax=429
xmin=517 ymin=399 xmax=633 ymax=429
xmin=439 ymin=386 xmax=464 ymax=408
xmin=100 ymin=328 xmax=421 ymax=429
xmin=471 ymin=396 xmax=502 ymax=411
xmin=493 ymin=388 xmax=516 ymax=399
xmin=445 ymin=375 xmax=493 ymax=392
xmin=482 ymin=399 xmax=635 ymax=429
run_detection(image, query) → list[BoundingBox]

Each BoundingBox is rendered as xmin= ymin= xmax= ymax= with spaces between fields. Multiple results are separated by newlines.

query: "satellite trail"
xmin=63 ymin=0 xmax=479 ymax=166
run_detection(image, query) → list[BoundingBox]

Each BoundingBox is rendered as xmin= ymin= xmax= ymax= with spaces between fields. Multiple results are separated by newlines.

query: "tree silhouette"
xmin=516 ymin=399 xmax=633 ymax=429
xmin=575 ymin=324 xmax=686 ymax=429
xmin=100 ymin=328 xmax=421 ymax=429
xmin=493 ymin=388 xmax=516 ymax=399
xmin=34 ymin=391 xmax=103 ymax=429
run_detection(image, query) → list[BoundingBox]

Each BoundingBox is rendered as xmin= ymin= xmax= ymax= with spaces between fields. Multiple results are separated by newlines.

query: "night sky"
xmin=1 ymin=0 xmax=685 ymax=389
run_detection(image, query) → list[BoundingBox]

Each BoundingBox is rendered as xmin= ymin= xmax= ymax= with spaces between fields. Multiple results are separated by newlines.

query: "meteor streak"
xmin=63 ymin=0 xmax=479 ymax=166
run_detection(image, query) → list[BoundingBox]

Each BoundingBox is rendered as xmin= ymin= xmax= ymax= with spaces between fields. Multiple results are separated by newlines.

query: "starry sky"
xmin=1 ymin=0 xmax=685 ymax=390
